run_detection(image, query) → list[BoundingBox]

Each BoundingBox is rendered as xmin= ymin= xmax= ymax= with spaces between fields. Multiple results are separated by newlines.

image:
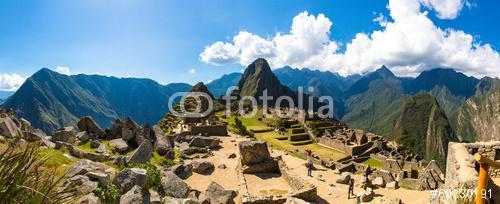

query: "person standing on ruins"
xmin=348 ymin=177 xmax=355 ymax=199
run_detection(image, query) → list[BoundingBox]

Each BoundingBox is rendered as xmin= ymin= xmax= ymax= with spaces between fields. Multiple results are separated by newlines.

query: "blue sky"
xmin=0 ymin=0 xmax=499 ymax=91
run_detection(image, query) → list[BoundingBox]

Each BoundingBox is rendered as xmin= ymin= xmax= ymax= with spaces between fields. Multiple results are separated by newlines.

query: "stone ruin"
xmin=316 ymin=128 xmax=391 ymax=157
xmin=237 ymin=140 xmax=318 ymax=203
xmin=178 ymin=113 xmax=228 ymax=136
xmin=444 ymin=142 xmax=500 ymax=190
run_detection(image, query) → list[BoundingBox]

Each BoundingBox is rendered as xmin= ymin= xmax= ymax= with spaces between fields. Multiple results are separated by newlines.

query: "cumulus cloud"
xmin=54 ymin=66 xmax=70 ymax=75
xmin=420 ymin=0 xmax=470 ymax=19
xmin=0 ymin=73 xmax=25 ymax=91
xmin=200 ymin=0 xmax=500 ymax=78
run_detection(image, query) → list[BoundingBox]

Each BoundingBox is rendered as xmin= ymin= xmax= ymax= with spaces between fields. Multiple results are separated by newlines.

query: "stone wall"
xmin=189 ymin=124 xmax=228 ymax=136
xmin=317 ymin=137 xmax=373 ymax=156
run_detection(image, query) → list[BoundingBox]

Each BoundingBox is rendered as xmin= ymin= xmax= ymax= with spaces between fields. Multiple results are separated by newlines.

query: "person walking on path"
xmin=305 ymin=149 xmax=313 ymax=177
xmin=348 ymin=177 xmax=355 ymax=199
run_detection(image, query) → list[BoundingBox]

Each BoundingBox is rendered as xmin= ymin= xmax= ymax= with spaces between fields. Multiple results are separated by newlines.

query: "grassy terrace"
xmin=219 ymin=112 xmax=347 ymax=161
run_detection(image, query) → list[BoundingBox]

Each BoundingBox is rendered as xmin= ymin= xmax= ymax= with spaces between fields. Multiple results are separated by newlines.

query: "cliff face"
xmin=455 ymin=77 xmax=500 ymax=142
xmin=392 ymin=93 xmax=456 ymax=168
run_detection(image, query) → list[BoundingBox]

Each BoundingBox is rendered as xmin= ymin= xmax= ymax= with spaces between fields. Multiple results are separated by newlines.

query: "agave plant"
xmin=0 ymin=142 xmax=73 ymax=204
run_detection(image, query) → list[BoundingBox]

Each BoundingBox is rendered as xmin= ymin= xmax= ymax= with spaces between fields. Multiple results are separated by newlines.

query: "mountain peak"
xmin=190 ymin=82 xmax=214 ymax=99
xmin=374 ymin=65 xmax=395 ymax=78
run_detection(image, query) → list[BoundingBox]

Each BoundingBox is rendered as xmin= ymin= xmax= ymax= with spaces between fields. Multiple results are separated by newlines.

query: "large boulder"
xmin=335 ymin=172 xmax=351 ymax=184
xmin=113 ymin=168 xmax=148 ymax=194
xmin=191 ymin=159 xmax=215 ymax=175
xmin=154 ymin=126 xmax=174 ymax=158
xmin=135 ymin=124 xmax=154 ymax=147
xmin=0 ymin=117 xmax=20 ymax=137
xmin=161 ymin=171 xmax=191 ymax=198
xmin=77 ymin=116 xmax=104 ymax=138
xmin=122 ymin=118 xmax=140 ymax=141
xmin=53 ymin=127 xmax=77 ymax=143
xmin=19 ymin=118 xmax=32 ymax=132
xmin=23 ymin=129 xmax=46 ymax=142
xmin=86 ymin=171 xmax=110 ymax=186
xmin=238 ymin=140 xmax=272 ymax=165
xmin=126 ymin=139 xmax=153 ymax=164
xmin=120 ymin=185 xmax=149 ymax=204
xmin=76 ymin=131 xmax=90 ymax=143
xmin=109 ymin=138 xmax=129 ymax=154
xmin=189 ymin=136 xmax=220 ymax=149
xmin=149 ymin=189 xmax=162 ymax=204
xmin=200 ymin=182 xmax=237 ymax=204
xmin=108 ymin=119 xmax=124 ymax=139
xmin=170 ymin=163 xmax=193 ymax=179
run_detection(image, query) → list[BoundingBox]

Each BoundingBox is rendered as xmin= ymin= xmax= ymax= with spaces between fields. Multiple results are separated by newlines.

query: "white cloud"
xmin=189 ymin=69 xmax=196 ymax=74
xmin=419 ymin=0 xmax=469 ymax=19
xmin=54 ymin=66 xmax=70 ymax=75
xmin=0 ymin=73 xmax=25 ymax=91
xmin=200 ymin=0 xmax=500 ymax=78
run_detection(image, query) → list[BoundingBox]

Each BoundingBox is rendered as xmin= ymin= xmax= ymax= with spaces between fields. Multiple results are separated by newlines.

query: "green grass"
xmin=361 ymin=158 xmax=384 ymax=169
xmin=254 ymin=131 xmax=346 ymax=161
xmin=38 ymin=147 xmax=76 ymax=177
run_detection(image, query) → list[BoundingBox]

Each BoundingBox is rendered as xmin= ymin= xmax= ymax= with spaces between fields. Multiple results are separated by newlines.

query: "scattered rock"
xmin=335 ymin=172 xmax=351 ymax=184
xmin=120 ymin=185 xmax=148 ymax=204
xmin=0 ymin=135 xmax=5 ymax=143
xmin=76 ymin=131 xmax=90 ymax=143
xmin=112 ymin=168 xmax=148 ymax=194
xmin=228 ymin=153 xmax=237 ymax=159
xmin=357 ymin=188 xmax=374 ymax=202
xmin=161 ymin=171 xmax=190 ymax=198
xmin=76 ymin=193 xmax=101 ymax=204
xmin=53 ymin=127 xmax=77 ymax=143
xmin=23 ymin=129 xmax=46 ymax=142
xmin=108 ymin=119 xmax=124 ymax=139
xmin=122 ymin=118 xmax=140 ymax=141
xmin=200 ymin=181 xmax=237 ymax=204
xmin=285 ymin=197 xmax=309 ymax=204
xmin=382 ymin=198 xmax=402 ymax=204
xmin=90 ymin=139 xmax=101 ymax=148
xmin=127 ymin=139 xmax=153 ymax=164
xmin=0 ymin=117 xmax=20 ymax=137
xmin=77 ymin=116 xmax=105 ymax=138
xmin=386 ymin=181 xmax=398 ymax=189
xmin=154 ymin=126 xmax=174 ymax=159
xmin=149 ymin=189 xmax=162 ymax=204
xmin=96 ymin=143 xmax=107 ymax=153
xmin=64 ymin=175 xmax=98 ymax=194
xmin=189 ymin=136 xmax=221 ymax=149
xmin=218 ymin=164 xmax=227 ymax=169
xmin=19 ymin=118 xmax=32 ymax=132
xmin=191 ymin=159 xmax=215 ymax=175
xmin=65 ymin=159 xmax=117 ymax=178
xmin=372 ymin=176 xmax=385 ymax=188
xmin=109 ymin=138 xmax=129 ymax=154
xmin=86 ymin=171 xmax=110 ymax=186
xmin=170 ymin=163 xmax=193 ymax=179
xmin=238 ymin=140 xmax=272 ymax=165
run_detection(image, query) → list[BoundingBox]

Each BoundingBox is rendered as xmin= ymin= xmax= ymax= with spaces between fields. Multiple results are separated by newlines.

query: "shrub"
xmin=93 ymin=183 xmax=120 ymax=204
xmin=128 ymin=163 xmax=165 ymax=196
xmin=0 ymin=142 xmax=73 ymax=203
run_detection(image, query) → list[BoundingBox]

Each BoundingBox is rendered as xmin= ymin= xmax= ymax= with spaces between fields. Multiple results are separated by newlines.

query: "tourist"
xmin=362 ymin=167 xmax=371 ymax=190
xmin=348 ymin=177 xmax=355 ymax=199
xmin=306 ymin=149 xmax=313 ymax=177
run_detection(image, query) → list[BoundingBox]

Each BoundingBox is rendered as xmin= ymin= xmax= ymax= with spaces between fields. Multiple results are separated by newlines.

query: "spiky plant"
xmin=0 ymin=142 xmax=73 ymax=203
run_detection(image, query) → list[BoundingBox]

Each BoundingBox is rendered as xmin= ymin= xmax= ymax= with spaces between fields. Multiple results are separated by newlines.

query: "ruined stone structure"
xmin=316 ymin=128 xmax=389 ymax=157
xmin=237 ymin=140 xmax=317 ymax=203
xmin=445 ymin=142 xmax=500 ymax=190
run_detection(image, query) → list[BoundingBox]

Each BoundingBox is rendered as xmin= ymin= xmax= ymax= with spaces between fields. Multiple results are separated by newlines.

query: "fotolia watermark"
xmin=168 ymin=86 xmax=334 ymax=119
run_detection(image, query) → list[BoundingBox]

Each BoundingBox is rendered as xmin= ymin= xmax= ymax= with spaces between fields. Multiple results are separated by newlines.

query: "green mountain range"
xmin=391 ymin=93 xmax=457 ymax=168
xmin=454 ymin=77 xmax=500 ymax=142
xmin=1 ymin=68 xmax=191 ymax=133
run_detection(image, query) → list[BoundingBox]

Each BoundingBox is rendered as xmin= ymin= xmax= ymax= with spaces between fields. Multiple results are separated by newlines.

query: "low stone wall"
xmin=189 ymin=124 xmax=228 ymax=136
xmin=317 ymin=136 xmax=374 ymax=156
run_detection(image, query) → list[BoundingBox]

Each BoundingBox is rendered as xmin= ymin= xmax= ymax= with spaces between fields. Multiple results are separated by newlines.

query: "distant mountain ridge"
xmin=1 ymin=68 xmax=191 ymax=133
xmin=206 ymin=72 xmax=242 ymax=98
